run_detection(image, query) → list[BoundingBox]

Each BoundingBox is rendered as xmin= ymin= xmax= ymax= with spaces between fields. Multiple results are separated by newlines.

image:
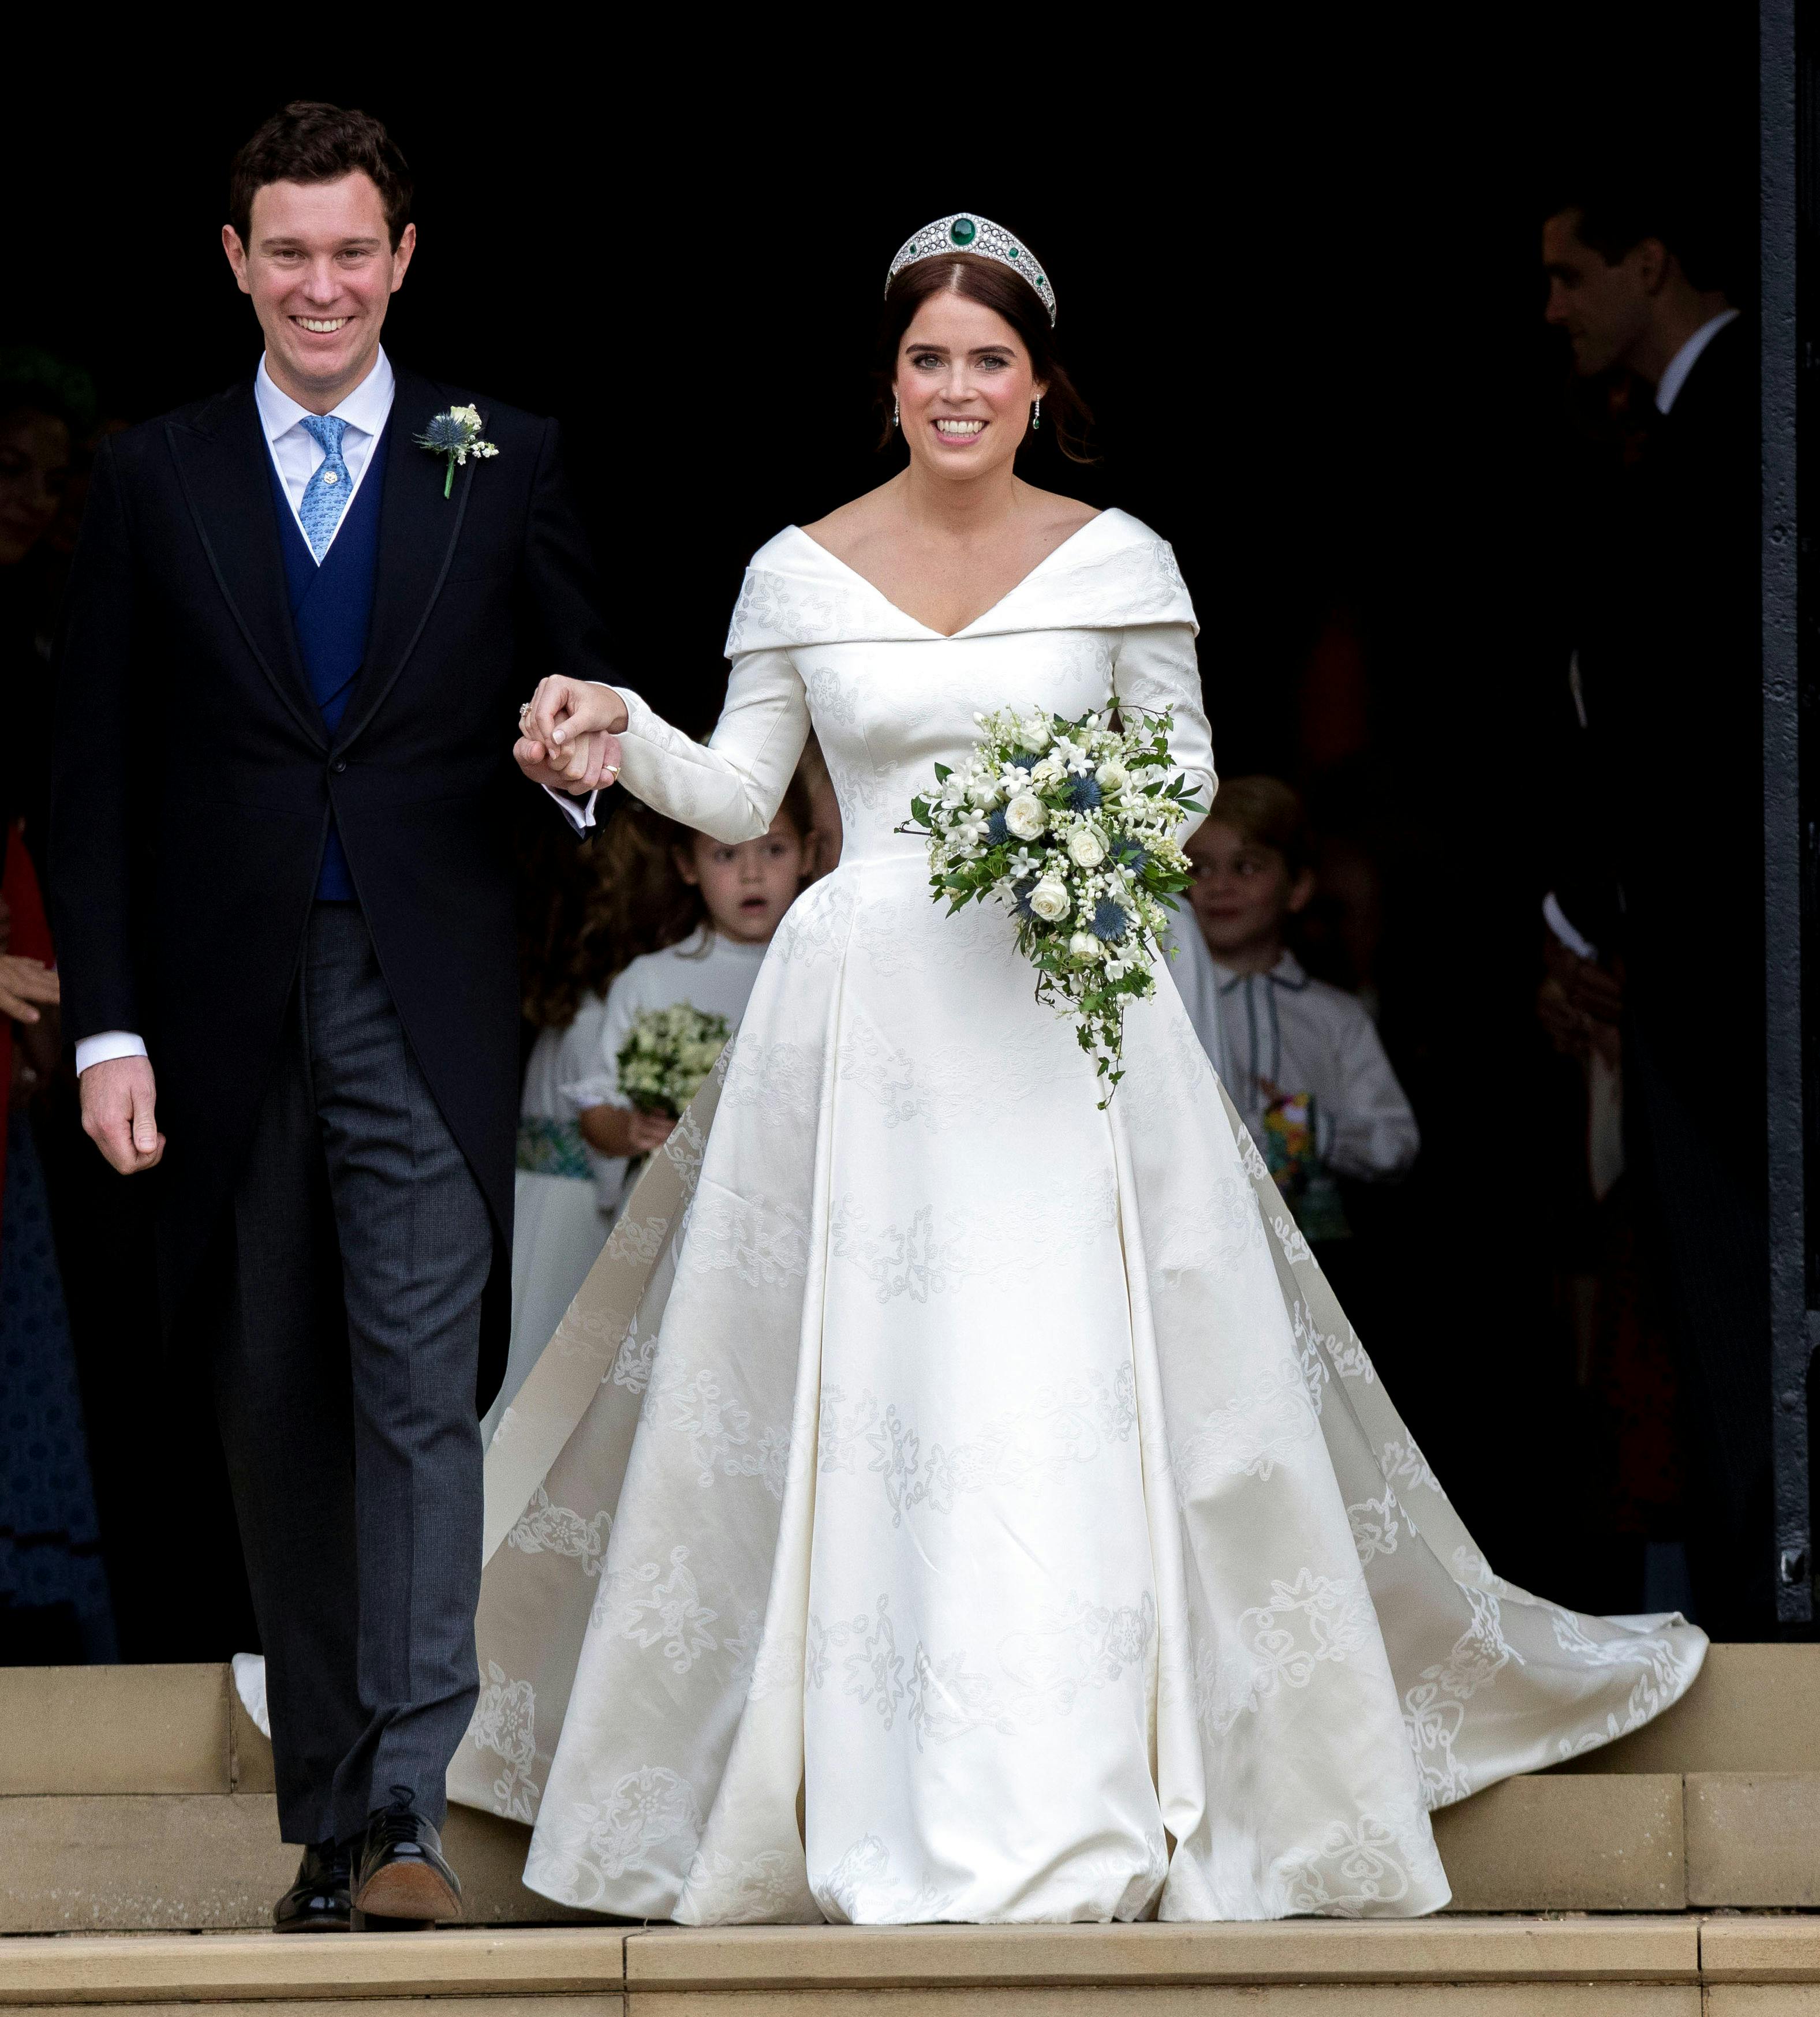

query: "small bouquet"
xmin=906 ymin=699 xmax=1205 ymax=1101
xmin=616 ymin=1005 xmax=732 ymax=1119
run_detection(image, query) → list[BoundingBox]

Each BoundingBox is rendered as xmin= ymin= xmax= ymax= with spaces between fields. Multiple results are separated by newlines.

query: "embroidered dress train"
xmin=451 ymin=508 xmax=1705 ymax=1925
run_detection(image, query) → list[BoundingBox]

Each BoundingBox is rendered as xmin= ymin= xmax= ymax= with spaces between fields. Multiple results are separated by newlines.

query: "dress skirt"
xmin=451 ymin=852 xmax=1705 ymax=1925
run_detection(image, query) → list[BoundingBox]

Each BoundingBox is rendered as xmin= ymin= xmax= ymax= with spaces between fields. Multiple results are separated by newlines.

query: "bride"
xmin=457 ymin=214 xmax=1706 ymax=1926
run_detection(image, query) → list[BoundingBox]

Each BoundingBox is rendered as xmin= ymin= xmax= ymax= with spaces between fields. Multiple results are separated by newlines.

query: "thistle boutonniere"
xmin=415 ymin=403 xmax=498 ymax=498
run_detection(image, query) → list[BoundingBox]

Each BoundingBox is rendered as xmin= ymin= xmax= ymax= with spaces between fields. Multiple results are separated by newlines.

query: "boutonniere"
xmin=415 ymin=403 xmax=498 ymax=498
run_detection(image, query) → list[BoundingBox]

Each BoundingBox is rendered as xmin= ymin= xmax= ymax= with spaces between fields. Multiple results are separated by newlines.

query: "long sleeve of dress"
xmin=614 ymin=651 xmax=810 ymax=844
xmin=1112 ymin=623 xmax=1216 ymax=840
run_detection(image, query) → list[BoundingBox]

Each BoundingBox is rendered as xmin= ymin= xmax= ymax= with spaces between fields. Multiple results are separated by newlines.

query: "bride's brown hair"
xmin=873 ymin=252 xmax=1096 ymax=463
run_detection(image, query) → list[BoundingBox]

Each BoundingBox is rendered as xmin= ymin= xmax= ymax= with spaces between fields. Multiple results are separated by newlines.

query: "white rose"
xmin=1005 ymin=792 xmax=1048 ymax=841
xmin=1069 ymin=931 xmax=1102 ymax=961
xmin=1030 ymin=756 xmax=1065 ymax=789
xmin=1018 ymin=714 xmax=1052 ymax=750
xmin=1029 ymin=877 xmax=1071 ymax=922
xmin=1095 ymin=758 xmax=1128 ymax=792
xmin=1067 ymin=825 xmax=1107 ymax=869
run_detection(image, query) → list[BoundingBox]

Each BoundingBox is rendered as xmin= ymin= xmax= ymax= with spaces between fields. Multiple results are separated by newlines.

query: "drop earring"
xmin=892 ymin=394 xmax=900 ymax=429
xmin=1032 ymin=398 xmax=1042 ymax=432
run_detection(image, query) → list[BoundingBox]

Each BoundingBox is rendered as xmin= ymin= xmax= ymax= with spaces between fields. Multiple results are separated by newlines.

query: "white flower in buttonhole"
xmin=1067 ymin=825 xmax=1108 ymax=869
xmin=1005 ymin=792 xmax=1048 ymax=841
xmin=1029 ymin=876 xmax=1072 ymax=923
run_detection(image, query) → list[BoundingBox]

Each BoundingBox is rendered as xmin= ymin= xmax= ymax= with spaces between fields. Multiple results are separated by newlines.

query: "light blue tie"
xmin=298 ymin=414 xmax=353 ymax=563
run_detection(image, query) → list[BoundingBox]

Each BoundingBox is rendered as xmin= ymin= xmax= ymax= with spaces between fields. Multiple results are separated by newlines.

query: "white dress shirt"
xmin=1654 ymin=308 xmax=1740 ymax=415
xmin=255 ymin=347 xmax=394 ymax=553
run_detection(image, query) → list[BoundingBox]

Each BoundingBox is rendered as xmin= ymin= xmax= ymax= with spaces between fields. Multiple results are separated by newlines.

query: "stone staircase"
xmin=2 ymin=1648 xmax=1818 ymax=2008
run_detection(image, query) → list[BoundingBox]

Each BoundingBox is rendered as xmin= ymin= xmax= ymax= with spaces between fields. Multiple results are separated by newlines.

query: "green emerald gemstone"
xmin=1008 ymin=245 xmax=1021 ymax=259
xmin=950 ymin=217 xmax=977 ymax=246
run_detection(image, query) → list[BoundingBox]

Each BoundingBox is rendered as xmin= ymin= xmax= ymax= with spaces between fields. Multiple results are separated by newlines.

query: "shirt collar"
xmin=1654 ymin=309 xmax=1740 ymax=416
xmin=254 ymin=347 xmax=396 ymax=444
xmin=1214 ymin=948 xmax=1307 ymax=991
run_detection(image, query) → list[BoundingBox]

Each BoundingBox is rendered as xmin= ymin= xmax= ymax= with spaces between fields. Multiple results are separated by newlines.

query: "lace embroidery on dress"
xmin=507 ymin=1485 xmax=611 ymax=1574
xmin=469 ymin=1660 xmax=541 ymax=1820
xmin=1169 ymin=1360 xmax=1321 ymax=1495
xmin=906 ymin=1592 xmax=1156 ymax=1751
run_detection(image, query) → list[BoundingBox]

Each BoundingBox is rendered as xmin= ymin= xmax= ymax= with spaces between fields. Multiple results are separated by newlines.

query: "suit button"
xmin=332 ymin=760 xmax=348 ymax=774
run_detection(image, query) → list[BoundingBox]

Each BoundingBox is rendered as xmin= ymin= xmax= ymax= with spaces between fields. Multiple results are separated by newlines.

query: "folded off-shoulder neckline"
xmin=789 ymin=509 xmax=1111 ymax=639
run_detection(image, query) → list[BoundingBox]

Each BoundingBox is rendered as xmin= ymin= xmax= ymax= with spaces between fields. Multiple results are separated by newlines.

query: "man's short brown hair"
xmin=228 ymin=101 xmax=413 ymax=249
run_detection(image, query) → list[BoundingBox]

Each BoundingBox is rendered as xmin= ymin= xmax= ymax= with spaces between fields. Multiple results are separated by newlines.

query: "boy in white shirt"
xmin=1182 ymin=777 xmax=1418 ymax=1223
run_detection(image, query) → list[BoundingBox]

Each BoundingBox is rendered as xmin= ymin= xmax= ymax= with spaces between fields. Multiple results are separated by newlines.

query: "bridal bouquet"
xmin=907 ymin=701 xmax=1204 ymax=1099
xmin=616 ymin=1005 xmax=732 ymax=1119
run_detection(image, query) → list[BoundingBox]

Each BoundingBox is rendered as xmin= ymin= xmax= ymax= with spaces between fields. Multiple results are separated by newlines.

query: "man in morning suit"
xmin=1538 ymin=167 xmax=1769 ymax=1635
xmin=48 ymin=103 xmax=619 ymax=1929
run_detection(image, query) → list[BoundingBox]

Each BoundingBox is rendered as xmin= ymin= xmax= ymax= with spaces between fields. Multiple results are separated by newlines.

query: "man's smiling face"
xmin=223 ymin=173 xmax=414 ymax=409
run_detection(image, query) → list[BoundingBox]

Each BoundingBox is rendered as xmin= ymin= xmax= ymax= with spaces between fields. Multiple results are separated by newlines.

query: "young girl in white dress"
xmin=566 ymin=782 xmax=817 ymax=1179
xmin=469 ymin=216 xmax=1705 ymax=1928
xmin=490 ymin=786 xmax=817 ymax=1447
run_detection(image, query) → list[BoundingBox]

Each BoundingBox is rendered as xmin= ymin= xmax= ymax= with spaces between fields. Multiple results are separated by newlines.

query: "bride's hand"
xmin=514 ymin=675 xmax=627 ymax=796
xmin=528 ymin=675 xmax=630 ymax=748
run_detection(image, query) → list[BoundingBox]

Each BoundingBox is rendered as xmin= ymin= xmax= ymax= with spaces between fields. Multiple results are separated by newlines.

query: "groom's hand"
xmin=515 ymin=723 xmax=623 ymax=796
xmin=81 ymin=1055 xmax=166 ymax=1174
xmin=514 ymin=676 xmax=630 ymax=794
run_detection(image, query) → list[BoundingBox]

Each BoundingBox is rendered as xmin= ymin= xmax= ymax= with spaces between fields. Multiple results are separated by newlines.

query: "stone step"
xmin=9 ymin=1916 xmax=1805 ymax=2015
xmin=3 ymin=1657 xmax=1818 ymax=1935
xmin=1545 ymin=1642 xmax=1820 ymax=1775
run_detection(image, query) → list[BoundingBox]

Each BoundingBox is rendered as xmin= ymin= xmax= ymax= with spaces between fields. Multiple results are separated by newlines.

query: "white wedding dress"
xmin=450 ymin=509 xmax=1705 ymax=1925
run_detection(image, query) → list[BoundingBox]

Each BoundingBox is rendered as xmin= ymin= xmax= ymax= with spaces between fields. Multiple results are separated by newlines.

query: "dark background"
xmin=0 ymin=31 xmax=1761 ymax=1647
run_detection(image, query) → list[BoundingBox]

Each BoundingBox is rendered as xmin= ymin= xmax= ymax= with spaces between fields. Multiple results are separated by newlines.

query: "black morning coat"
xmin=47 ymin=366 xmax=618 ymax=1405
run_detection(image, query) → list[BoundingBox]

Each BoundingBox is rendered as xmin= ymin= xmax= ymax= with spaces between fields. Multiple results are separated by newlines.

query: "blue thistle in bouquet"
xmin=903 ymin=699 xmax=1205 ymax=1102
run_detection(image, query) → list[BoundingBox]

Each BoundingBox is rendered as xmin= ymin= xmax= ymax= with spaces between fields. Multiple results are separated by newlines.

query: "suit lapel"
xmin=166 ymin=381 xmax=323 ymax=748
xmin=337 ymin=368 xmax=474 ymax=751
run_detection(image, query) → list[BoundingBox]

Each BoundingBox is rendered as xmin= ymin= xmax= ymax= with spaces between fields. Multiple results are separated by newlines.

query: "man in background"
xmin=1539 ymin=164 xmax=1770 ymax=1635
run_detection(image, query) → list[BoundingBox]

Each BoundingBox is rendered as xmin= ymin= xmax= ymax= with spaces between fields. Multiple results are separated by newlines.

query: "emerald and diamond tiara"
xmin=885 ymin=214 xmax=1057 ymax=324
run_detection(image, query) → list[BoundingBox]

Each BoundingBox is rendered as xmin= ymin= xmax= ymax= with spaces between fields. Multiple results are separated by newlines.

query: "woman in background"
xmin=0 ymin=816 xmax=115 ymax=1659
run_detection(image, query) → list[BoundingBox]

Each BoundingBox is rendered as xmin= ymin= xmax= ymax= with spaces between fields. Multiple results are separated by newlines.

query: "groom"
xmin=48 ymin=103 xmax=617 ymax=1930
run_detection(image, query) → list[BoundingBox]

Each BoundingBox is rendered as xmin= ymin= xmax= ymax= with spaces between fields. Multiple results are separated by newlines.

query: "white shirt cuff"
xmin=1542 ymin=891 xmax=1598 ymax=962
xmin=544 ymin=783 xmax=597 ymax=832
xmin=76 ymin=1031 xmax=148 ymax=1075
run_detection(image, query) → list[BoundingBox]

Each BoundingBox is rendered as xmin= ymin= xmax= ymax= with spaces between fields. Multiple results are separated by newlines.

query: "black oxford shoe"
xmin=274 ymin=1839 xmax=353 ymax=1933
xmin=352 ymin=1791 xmax=463 ymax=1929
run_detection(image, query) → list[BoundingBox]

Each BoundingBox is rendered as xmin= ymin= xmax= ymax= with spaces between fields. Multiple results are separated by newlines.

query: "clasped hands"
xmin=513 ymin=677 xmax=630 ymax=796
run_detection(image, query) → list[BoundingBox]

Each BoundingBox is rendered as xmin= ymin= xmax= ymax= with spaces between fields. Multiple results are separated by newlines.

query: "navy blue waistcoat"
xmin=266 ymin=425 xmax=390 ymax=901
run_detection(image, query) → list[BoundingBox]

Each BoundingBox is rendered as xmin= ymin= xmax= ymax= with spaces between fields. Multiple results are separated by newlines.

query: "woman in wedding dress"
xmin=454 ymin=215 xmax=1706 ymax=1926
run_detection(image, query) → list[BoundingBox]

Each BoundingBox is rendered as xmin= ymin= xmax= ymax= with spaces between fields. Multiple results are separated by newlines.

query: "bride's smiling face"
xmin=895 ymin=290 xmax=1046 ymax=480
